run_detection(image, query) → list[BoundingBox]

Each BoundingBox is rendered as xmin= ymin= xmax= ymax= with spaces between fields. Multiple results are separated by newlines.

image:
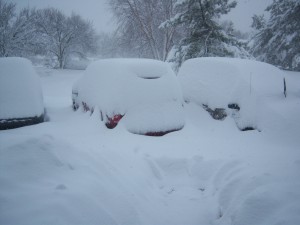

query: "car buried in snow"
xmin=72 ymin=58 xmax=185 ymax=136
xmin=0 ymin=57 xmax=45 ymax=130
xmin=178 ymin=57 xmax=285 ymax=131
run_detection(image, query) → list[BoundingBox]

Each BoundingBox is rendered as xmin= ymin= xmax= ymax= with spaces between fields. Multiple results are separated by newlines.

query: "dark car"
xmin=0 ymin=57 xmax=45 ymax=130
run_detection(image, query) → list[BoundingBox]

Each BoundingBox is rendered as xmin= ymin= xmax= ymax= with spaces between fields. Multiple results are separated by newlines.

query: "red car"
xmin=72 ymin=59 xmax=185 ymax=136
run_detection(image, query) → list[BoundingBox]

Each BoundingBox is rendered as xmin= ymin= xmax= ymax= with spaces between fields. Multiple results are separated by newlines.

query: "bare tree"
xmin=0 ymin=0 xmax=36 ymax=57
xmin=110 ymin=0 xmax=179 ymax=61
xmin=35 ymin=8 xmax=97 ymax=69
xmin=0 ymin=0 xmax=15 ymax=56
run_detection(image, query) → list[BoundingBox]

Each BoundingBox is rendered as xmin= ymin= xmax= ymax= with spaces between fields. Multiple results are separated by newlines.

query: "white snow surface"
xmin=0 ymin=65 xmax=300 ymax=225
xmin=0 ymin=57 xmax=44 ymax=119
xmin=178 ymin=57 xmax=285 ymax=130
xmin=75 ymin=58 xmax=184 ymax=133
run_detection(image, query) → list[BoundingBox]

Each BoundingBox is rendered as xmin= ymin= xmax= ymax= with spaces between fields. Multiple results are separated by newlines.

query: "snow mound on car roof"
xmin=0 ymin=57 xmax=44 ymax=120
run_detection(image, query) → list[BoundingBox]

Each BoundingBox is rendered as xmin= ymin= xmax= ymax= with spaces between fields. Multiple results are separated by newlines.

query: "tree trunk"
xmin=58 ymin=55 xmax=64 ymax=69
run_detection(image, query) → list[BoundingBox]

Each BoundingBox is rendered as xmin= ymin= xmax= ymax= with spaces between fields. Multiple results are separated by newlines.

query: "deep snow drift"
xmin=0 ymin=65 xmax=299 ymax=225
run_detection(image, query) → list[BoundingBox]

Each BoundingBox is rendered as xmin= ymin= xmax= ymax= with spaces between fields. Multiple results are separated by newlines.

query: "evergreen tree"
xmin=251 ymin=15 xmax=266 ymax=31
xmin=166 ymin=0 xmax=250 ymax=67
xmin=251 ymin=0 xmax=300 ymax=71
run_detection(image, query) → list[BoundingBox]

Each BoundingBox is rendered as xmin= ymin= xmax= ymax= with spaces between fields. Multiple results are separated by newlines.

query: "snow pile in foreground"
xmin=178 ymin=57 xmax=285 ymax=130
xmin=0 ymin=57 xmax=44 ymax=119
xmin=75 ymin=58 xmax=184 ymax=134
xmin=210 ymin=157 xmax=300 ymax=225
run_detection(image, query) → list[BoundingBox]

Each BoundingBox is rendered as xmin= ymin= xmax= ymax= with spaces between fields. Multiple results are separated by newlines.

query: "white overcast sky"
xmin=223 ymin=0 xmax=273 ymax=32
xmin=8 ymin=0 xmax=273 ymax=33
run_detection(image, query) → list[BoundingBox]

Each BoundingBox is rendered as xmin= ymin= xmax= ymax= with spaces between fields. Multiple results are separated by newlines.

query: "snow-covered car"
xmin=178 ymin=57 xmax=284 ymax=131
xmin=72 ymin=58 xmax=185 ymax=136
xmin=0 ymin=57 xmax=45 ymax=130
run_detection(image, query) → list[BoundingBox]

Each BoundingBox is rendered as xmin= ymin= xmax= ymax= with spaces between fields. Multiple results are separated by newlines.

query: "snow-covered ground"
xmin=0 ymin=66 xmax=300 ymax=225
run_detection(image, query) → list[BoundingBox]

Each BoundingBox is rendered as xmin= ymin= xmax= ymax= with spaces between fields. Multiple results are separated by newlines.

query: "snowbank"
xmin=178 ymin=57 xmax=285 ymax=130
xmin=74 ymin=58 xmax=185 ymax=134
xmin=0 ymin=57 xmax=44 ymax=127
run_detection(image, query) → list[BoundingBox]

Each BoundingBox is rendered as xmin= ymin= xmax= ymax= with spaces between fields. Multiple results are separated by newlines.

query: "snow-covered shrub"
xmin=73 ymin=58 xmax=185 ymax=135
xmin=178 ymin=57 xmax=284 ymax=131
xmin=0 ymin=57 xmax=44 ymax=129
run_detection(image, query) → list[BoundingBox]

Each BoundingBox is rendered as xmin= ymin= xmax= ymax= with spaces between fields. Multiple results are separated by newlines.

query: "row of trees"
xmin=108 ymin=0 xmax=250 ymax=68
xmin=108 ymin=0 xmax=299 ymax=71
xmin=1 ymin=0 xmax=299 ymax=71
xmin=0 ymin=0 xmax=97 ymax=68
